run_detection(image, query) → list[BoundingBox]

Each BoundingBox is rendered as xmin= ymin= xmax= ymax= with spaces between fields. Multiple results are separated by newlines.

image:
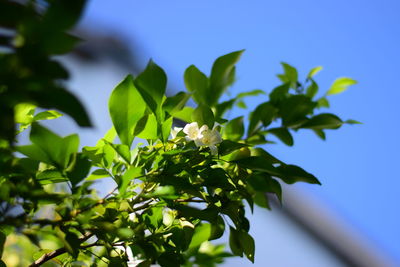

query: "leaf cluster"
xmin=0 ymin=2 xmax=358 ymax=266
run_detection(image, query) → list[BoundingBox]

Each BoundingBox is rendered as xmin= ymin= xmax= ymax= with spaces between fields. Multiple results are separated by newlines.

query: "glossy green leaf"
xmin=269 ymin=83 xmax=290 ymax=104
xmin=317 ymin=97 xmax=330 ymax=108
xmin=29 ymin=123 xmax=79 ymax=168
xmin=241 ymin=231 xmax=255 ymax=263
xmin=161 ymin=116 xmax=173 ymax=142
xmin=119 ymin=167 xmax=142 ymax=195
xmin=209 ymin=215 xmax=225 ymax=240
xmin=135 ymin=60 xmax=167 ymax=116
xmin=209 ymin=50 xmax=244 ymax=105
xmin=345 ymin=119 xmax=362 ymax=124
xmin=248 ymin=102 xmax=277 ymax=136
xmin=136 ymin=114 xmax=158 ymax=140
xmin=86 ymin=169 xmax=110 ymax=181
xmin=229 ymin=227 xmax=243 ymax=257
xmin=327 ymin=77 xmax=357 ymax=95
xmin=109 ymin=74 xmax=146 ymax=147
xmin=163 ymin=91 xmax=191 ymax=115
xmin=307 ymin=66 xmax=323 ymax=78
xmin=223 ymin=116 xmax=244 ymax=141
xmin=33 ymin=110 xmax=63 ymax=121
xmin=278 ymin=62 xmax=298 ymax=88
xmin=189 ymin=223 xmax=211 ymax=248
xmin=173 ymin=106 xmax=194 ymax=123
xmin=30 ymin=87 xmax=91 ymax=127
xmin=277 ymin=164 xmax=321 ymax=184
xmin=66 ymin=153 xmax=91 ymax=186
xmin=302 ymin=113 xmax=343 ymax=129
xmin=192 ymin=105 xmax=215 ymax=128
xmin=184 ymin=65 xmax=208 ymax=105
xmin=16 ymin=144 xmax=52 ymax=164
xmin=14 ymin=103 xmax=35 ymax=124
xmin=279 ymin=95 xmax=316 ymax=127
xmin=233 ymin=156 xmax=281 ymax=176
xmin=306 ymin=79 xmax=319 ymax=98
xmin=268 ymin=127 xmax=294 ymax=146
xmin=218 ymin=140 xmax=248 ymax=156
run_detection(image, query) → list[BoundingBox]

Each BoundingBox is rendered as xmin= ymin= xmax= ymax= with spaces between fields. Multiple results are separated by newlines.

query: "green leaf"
xmin=223 ymin=116 xmax=244 ymax=141
xmin=143 ymin=206 xmax=163 ymax=230
xmin=250 ymin=148 xmax=283 ymax=164
xmin=119 ymin=167 xmax=142 ymax=195
xmin=268 ymin=127 xmax=294 ymax=146
xmin=161 ymin=117 xmax=173 ymax=142
xmin=302 ymin=113 xmax=343 ymax=130
xmin=307 ymin=66 xmax=323 ymax=78
xmin=117 ymin=228 xmax=134 ymax=239
xmin=248 ymin=102 xmax=278 ymax=136
xmin=163 ymin=92 xmax=191 ymax=115
xmin=106 ymin=142 xmax=131 ymax=164
xmin=29 ymin=123 xmax=79 ymax=168
xmin=209 ymin=50 xmax=244 ymax=105
xmin=86 ymin=169 xmax=109 ymax=180
xmin=277 ymin=164 xmax=321 ymax=184
xmin=14 ymin=103 xmax=35 ymax=124
xmin=189 ymin=223 xmax=211 ymax=248
xmin=36 ymin=169 xmax=68 ymax=184
xmin=109 ymin=74 xmax=146 ymax=147
xmin=136 ymin=114 xmax=159 ymax=140
xmin=241 ymin=231 xmax=255 ymax=263
xmin=134 ymin=60 xmax=167 ymax=117
xmin=327 ymin=77 xmax=357 ymax=95
xmin=236 ymin=89 xmax=265 ymax=99
xmin=278 ymin=62 xmax=298 ymax=88
xmin=184 ymin=65 xmax=209 ymax=105
xmin=30 ymin=87 xmax=91 ymax=127
xmin=306 ymin=79 xmax=319 ymax=98
xmin=218 ymin=140 xmax=248 ymax=156
xmin=229 ymin=227 xmax=243 ymax=257
xmin=33 ymin=110 xmax=63 ymax=121
xmin=313 ymin=129 xmax=326 ymax=140
xmin=66 ymin=153 xmax=91 ymax=187
xmin=42 ymin=0 xmax=87 ymax=31
xmin=173 ymin=106 xmax=194 ymax=123
xmin=248 ymin=174 xmax=282 ymax=202
xmin=16 ymin=144 xmax=52 ymax=164
xmin=192 ymin=105 xmax=215 ymax=128
xmin=209 ymin=215 xmax=225 ymax=240
xmin=317 ymin=97 xmax=330 ymax=108
xmin=345 ymin=119 xmax=362 ymax=124
xmin=269 ymin=83 xmax=290 ymax=104
xmin=279 ymin=95 xmax=316 ymax=127
xmin=233 ymin=156 xmax=281 ymax=176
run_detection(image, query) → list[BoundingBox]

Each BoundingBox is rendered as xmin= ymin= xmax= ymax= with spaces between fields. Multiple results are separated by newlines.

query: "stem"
xmin=29 ymin=233 xmax=94 ymax=267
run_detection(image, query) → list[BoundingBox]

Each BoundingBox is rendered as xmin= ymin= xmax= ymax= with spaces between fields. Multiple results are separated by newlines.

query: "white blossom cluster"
xmin=171 ymin=122 xmax=222 ymax=155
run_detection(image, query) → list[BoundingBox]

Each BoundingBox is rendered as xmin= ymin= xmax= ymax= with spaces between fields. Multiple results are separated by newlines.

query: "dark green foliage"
xmin=0 ymin=3 xmax=358 ymax=265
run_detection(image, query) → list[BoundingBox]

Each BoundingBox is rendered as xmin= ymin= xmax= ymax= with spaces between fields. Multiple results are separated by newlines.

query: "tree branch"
xmin=29 ymin=232 xmax=95 ymax=266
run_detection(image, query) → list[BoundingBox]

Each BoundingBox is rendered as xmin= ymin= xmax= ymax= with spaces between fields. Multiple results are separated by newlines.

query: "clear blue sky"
xmin=79 ymin=0 xmax=400 ymax=263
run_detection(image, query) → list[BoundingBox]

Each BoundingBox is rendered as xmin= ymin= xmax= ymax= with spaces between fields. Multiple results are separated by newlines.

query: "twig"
xmin=29 ymin=233 xmax=94 ymax=267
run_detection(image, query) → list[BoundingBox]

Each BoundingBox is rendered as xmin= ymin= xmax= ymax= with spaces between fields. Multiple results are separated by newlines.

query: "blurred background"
xmin=52 ymin=0 xmax=400 ymax=266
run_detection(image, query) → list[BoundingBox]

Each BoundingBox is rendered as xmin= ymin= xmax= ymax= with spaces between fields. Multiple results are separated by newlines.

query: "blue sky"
xmin=79 ymin=0 xmax=400 ymax=263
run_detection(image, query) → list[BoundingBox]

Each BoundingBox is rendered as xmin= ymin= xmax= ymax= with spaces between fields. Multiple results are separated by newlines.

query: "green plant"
xmin=0 ymin=1 xmax=358 ymax=266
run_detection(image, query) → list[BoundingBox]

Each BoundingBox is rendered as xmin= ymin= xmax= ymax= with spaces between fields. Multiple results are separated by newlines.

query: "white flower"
xmin=181 ymin=122 xmax=222 ymax=155
xmin=170 ymin=127 xmax=183 ymax=139
xmin=183 ymin=122 xmax=200 ymax=141
xmin=197 ymin=125 xmax=222 ymax=155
